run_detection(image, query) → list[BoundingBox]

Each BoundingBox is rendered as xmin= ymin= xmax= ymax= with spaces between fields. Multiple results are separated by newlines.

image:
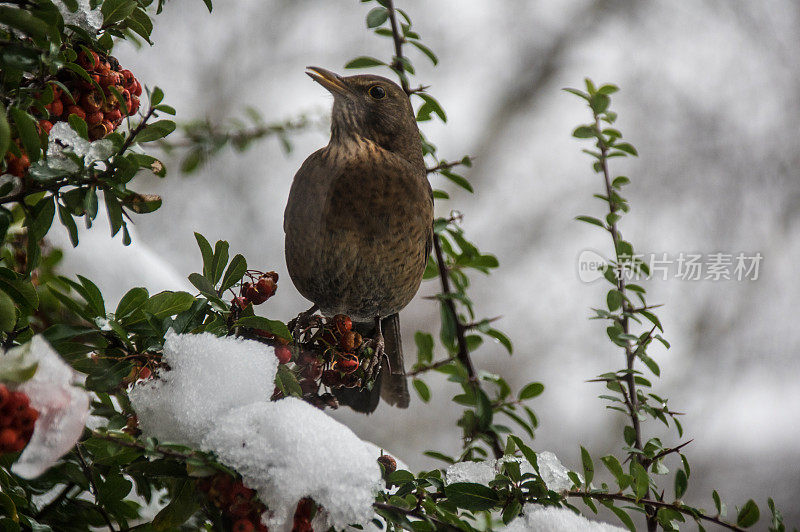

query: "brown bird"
xmin=284 ymin=67 xmax=433 ymax=413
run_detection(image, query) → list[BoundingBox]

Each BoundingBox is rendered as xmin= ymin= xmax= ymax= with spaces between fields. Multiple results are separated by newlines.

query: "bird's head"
xmin=306 ymin=66 xmax=421 ymax=163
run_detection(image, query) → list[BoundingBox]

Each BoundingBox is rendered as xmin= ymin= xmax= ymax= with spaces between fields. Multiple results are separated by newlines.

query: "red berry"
xmin=255 ymin=277 xmax=277 ymax=299
xmin=339 ymin=331 xmax=361 ymax=352
xmin=333 ymin=314 xmax=352 ymax=334
xmin=86 ymin=111 xmax=103 ymax=125
xmin=38 ymin=120 xmax=53 ymax=134
xmin=131 ymin=79 xmax=142 ymax=97
xmin=77 ymin=50 xmax=100 ymax=70
xmin=232 ymin=520 xmax=254 ymax=532
xmin=228 ymin=499 xmax=252 ymax=519
xmin=0 ymin=428 xmax=19 ymax=453
xmin=105 ymin=109 xmax=122 ymax=122
xmin=18 ymin=407 xmax=38 ymax=430
xmin=66 ymin=106 xmax=86 ymax=120
xmin=48 ymin=99 xmax=63 ymax=118
xmin=295 ymin=497 xmax=314 ymax=519
xmin=337 ymin=356 xmax=359 ymax=373
xmin=137 ymin=367 xmax=152 ymax=380
xmin=275 ymin=346 xmax=292 ymax=364
xmin=129 ymin=95 xmax=140 ymax=115
xmin=0 ymin=384 xmax=9 ymax=408
xmin=81 ymin=92 xmax=102 ymax=113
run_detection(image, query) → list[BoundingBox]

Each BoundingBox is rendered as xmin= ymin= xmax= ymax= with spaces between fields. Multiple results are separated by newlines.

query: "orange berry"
xmin=38 ymin=120 xmax=53 ymax=134
xmin=0 ymin=384 xmax=9 ymax=408
xmin=232 ymin=520 xmax=254 ymax=532
xmin=0 ymin=428 xmax=19 ymax=453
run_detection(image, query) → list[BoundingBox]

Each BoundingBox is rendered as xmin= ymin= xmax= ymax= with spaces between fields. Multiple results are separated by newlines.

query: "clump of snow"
xmin=129 ymin=331 xmax=277 ymax=447
xmin=9 ymin=336 xmax=90 ymax=479
xmin=505 ymin=504 xmax=625 ymax=532
xmin=56 ymin=0 xmax=102 ymax=33
xmin=46 ymin=122 xmax=113 ymax=173
xmin=130 ymin=331 xmax=382 ymax=530
xmin=446 ymin=450 xmax=577 ymax=492
xmin=445 ymin=460 xmax=496 ymax=486
xmin=204 ymin=399 xmax=381 ymax=530
xmin=536 ymin=451 xmax=576 ymax=492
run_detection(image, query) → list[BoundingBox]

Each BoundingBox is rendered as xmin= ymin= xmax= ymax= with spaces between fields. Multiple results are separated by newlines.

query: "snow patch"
xmin=446 ymin=450 xmax=576 ymax=493
xmin=505 ymin=504 xmax=625 ymax=532
xmin=130 ymin=332 xmax=381 ymax=530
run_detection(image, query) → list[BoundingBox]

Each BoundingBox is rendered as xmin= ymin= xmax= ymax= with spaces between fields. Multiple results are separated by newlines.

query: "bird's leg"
xmin=360 ymin=317 xmax=385 ymax=381
xmin=288 ymin=304 xmax=319 ymax=340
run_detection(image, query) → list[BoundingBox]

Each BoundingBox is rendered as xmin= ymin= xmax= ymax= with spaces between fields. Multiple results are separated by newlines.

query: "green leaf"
xmin=736 ymin=500 xmax=759 ymax=528
xmin=0 ymin=289 xmax=16 ymax=332
xmin=135 ymin=120 xmax=176 ymax=142
xmin=235 ymin=316 xmax=292 ymax=341
xmin=601 ymin=455 xmax=628 ymax=489
xmin=607 ymin=289 xmax=622 ymax=311
xmin=0 ymin=103 xmax=10 ymax=162
xmin=101 ymin=0 xmax=137 ymax=26
xmin=26 ymin=196 xmax=55 ymax=240
xmin=344 ymin=56 xmax=386 ymax=69
xmin=572 ymin=125 xmax=595 ymax=138
xmin=615 ymin=142 xmax=638 ymax=156
xmin=209 ymin=239 xmax=229 ymax=285
xmin=0 ymin=270 xmax=38 ymax=311
xmin=575 ymin=215 xmax=605 ymax=228
xmin=631 ymin=461 xmax=649 ymax=500
xmin=219 ymin=254 xmax=246 ymax=292
xmin=365 ymin=7 xmax=388 ymax=27
xmin=10 ymin=107 xmax=41 ymax=163
xmin=487 ymin=328 xmax=512 ymax=354
xmin=416 ymin=93 xmax=447 ymax=122
xmin=414 ymin=331 xmax=433 ymax=364
xmin=601 ymin=500 xmax=636 ymax=532
xmin=612 ymin=176 xmax=630 ymax=188
xmin=580 ymin=446 xmax=594 ymax=485
xmin=150 ymin=87 xmax=164 ymax=106
xmin=194 ymin=232 xmax=214 ymax=279
xmin=275 ymin=364 xmax=302 ymax=397
xmin=409 ymin=40 xmax=438 ymax=65
xmin=518 ymin=382 xmax=544 ymax=400
xmin=0 ymin=7 xmax=49 ymax=41
xmin=57 ymin=203 xmax=79 ymax=247
xmin=412 ymin=378 xmax=430 ymax=402
xmin=444 ymin=482 xmax=500 ymax=511
xmin=152 ymin=479 xmax=198 ymax=530
xmin=137 ymin=291 xmax=195 ymax=321
xmin=104 ymin=190 xmax=123 ymax=237
xmin=674 ymin=469 xmax=687 ymax=499
xmin=116 ymin=287 xmax=148 ymax=318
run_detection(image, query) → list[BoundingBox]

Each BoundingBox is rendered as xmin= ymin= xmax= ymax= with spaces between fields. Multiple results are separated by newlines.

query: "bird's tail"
xmin=333 ymin=314 xmax=410 ymax=413
xmin=380 ymin=313 xmax=410 ymax=408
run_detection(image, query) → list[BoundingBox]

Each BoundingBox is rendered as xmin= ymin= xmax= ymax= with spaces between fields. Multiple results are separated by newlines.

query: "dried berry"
xmin=332 ymin=314 xmax=352 ymax=334
xmin=377 ymin=454 xmax=397 ymax=476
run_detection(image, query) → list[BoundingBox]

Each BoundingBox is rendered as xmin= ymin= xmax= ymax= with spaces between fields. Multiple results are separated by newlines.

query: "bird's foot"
xmin=360 ymin=323 xmax=386 ymax=382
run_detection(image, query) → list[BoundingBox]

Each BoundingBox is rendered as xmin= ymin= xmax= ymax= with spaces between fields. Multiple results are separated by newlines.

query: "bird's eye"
xmin=368 ymin=85 xmax=386 ymax=100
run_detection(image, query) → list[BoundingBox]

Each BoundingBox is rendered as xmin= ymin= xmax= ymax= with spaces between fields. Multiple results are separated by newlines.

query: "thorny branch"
xmin=385 ymin=0 xmax=503 ymax=459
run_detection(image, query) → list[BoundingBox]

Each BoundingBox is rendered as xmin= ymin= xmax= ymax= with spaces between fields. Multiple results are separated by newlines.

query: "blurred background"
xmin=50 ymin=0 xmax=800 ymax=526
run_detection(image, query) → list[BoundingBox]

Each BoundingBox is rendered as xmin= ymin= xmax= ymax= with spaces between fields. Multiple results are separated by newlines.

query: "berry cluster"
xmin=53 ymin=50 xmax=142 ymax=140
xmin=197 ymin=473 xmax=268 ymax=532
xmin=3 ymin=48 xmax=142 ymax=178
xmin=232 ymin=271 xmax=279 ymax=311
xmin=272 ymin=314 xmax=379 ymax=409
xmin=0 ymin=383 xmax=38 ymax=454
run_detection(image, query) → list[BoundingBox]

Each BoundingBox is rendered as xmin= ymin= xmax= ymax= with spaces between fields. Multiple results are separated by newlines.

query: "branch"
xmin=384 ymin=0 xmax=411 ymax=95
xmin=594 ymin=110 xmax=656 ymax=530
xmin=426 ymin=157 xmax=474 ymax=175
xmin=384 ymin=0 xmax=503 ymax=460
xmin=565 ymin=491 xmax=745 ymax=531
xmin=76 ymin=446 xmax=117 ymax=532
xmin=407 ymin=356 xmax=456 ymax=376
xmin=373 ymin=501 xmax=461 ymax=531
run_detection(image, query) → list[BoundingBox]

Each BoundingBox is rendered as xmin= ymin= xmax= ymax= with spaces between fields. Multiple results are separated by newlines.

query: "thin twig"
xmin=426 ymin=157 xmax=474 ymax=175
xmin=373 ymin=501 xmax=461 ymax=531
xmin=407 ymin=356 xmax=456 ymax=376
xmin=76 ymin=446 xmax=117 ymax=532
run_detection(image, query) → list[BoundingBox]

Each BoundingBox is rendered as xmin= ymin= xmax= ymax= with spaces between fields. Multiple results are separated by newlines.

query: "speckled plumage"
xmin=284 ymin=69 xmax=432 ymax=411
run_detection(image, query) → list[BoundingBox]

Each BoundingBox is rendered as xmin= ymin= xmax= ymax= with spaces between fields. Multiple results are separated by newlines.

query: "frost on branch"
xmin=8 ymin=336 xmax=90 ymax=479
xmin=129 ymin=332 xmax=382 ymax=530
xmin=505 ymin=504 xmax=625 ymax=532
xmin=55 ymin=0 xmax=102 ymax=33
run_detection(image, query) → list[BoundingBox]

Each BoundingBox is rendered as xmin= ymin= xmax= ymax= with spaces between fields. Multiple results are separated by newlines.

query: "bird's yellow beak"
xmin=306 ymin=66 xmax=349 ymax=96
